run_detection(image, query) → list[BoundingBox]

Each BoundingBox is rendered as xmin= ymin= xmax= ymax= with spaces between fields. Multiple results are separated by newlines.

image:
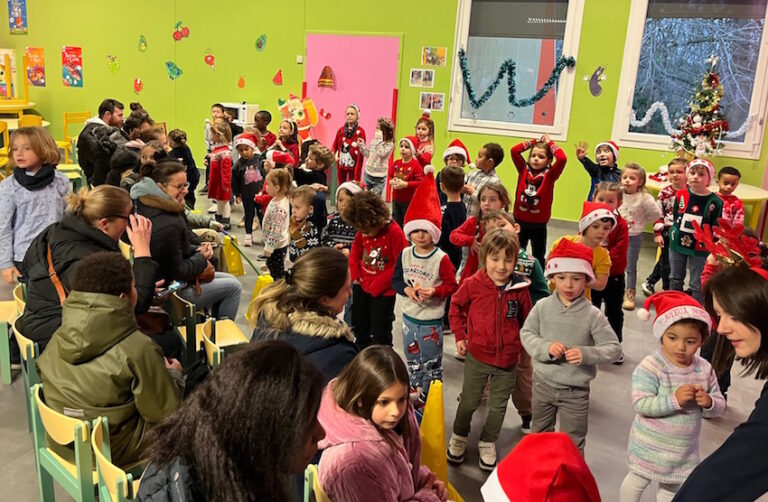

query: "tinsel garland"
xmin=458 ymin=48 xmax=576 ymax=109
xmin=631 ymin=100 xmax=752 ymax=138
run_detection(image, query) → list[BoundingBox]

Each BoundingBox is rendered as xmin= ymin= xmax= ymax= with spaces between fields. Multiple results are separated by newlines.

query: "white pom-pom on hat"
xmin=637 ymin=308 xmax=651 ymax=322
xmin=423 ymin=164 xmax=435 ymax=175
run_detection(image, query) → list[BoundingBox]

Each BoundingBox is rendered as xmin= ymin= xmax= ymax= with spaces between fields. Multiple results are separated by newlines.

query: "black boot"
xmin=222 ymin=217 xmax=231 ymax=230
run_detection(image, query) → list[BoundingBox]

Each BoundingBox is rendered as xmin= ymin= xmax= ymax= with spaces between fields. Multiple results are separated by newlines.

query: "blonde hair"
xmin=594 ymin=181 xmax=623 ymax=204
xmin=479 ymin=228 xmax=520 ymax=267
xmin=9 ymin=127 xmax=61 ymax=168
xmin=266 ymin=168 xmax=292 ymax=195
xmin=66 ymin=186 xmax=132 ymax=226
xmin=211 ymin=118 xmax=232 ymax=144
xmin=622 ymin=163 xmax=648 ymax=193
xmin=308 ymin=144 xmax=334 ymax=170
xmin=480 ymin=210 xmax=516 ymax=232
xmin=290 ymin=185 xmax=316 ymax=207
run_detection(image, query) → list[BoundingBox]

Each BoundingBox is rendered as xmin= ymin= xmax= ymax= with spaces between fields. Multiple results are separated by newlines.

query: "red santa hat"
xmin=403 ymin=165 xmax=441 ymax=243
xmin=545 ymin=238 xmax=595 ymax=281
xmin=266 ymin=150 xmax=294 ymax=165
xmin=687 ymin=158 xmax=715 ymax=182
xmin=637 ymin=291 xmax=713 ymax=340
xmin=595 ymin=141 xmax=619 ymax=162
xmin=578 ymin=201 xmax=617 ymax=234
xmin=234 ymin=132 xmax=259 ymax=151
xmin=480 ymin=432 xmax=601 ymax=502
xmin=399 ymin=136 xmax=418 ymax=157
xmin=442 ymin=138 xmax=471 ymax=164
xmin=335 ymin=180 xmax=366 ymax=201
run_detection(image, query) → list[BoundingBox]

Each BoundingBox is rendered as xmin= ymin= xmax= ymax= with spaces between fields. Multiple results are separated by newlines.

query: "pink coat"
xmin=317 ymin=380 xmax=443 ymax=502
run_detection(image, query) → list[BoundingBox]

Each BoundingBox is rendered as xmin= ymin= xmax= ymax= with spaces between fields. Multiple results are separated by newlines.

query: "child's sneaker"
xmin=641 ymin=281 xmax=654 ymax=297
xmin=447 ymin=434 xmax=467 ymax=464
xmin=244 ymin=234 xmax=253 ymax=247
xmin=520 ymin=414 xmax=532 ymax=434
xmin=478 ymin=441 xmax=497 ymax=471
xmin=207 ymin=203 xmax=217 ymax=214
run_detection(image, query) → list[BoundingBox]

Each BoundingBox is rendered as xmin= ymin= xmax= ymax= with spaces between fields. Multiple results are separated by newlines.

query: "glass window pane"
xmin=630 ymin=0 xmax=767 ymax=142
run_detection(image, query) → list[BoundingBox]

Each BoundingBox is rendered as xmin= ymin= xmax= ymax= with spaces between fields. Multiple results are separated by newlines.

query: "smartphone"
xmin=153 ymin=280 xmax=186 ymax=304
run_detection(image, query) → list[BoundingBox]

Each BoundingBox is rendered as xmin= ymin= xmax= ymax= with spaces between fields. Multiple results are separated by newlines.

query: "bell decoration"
xmin=318 ymin=65 xmax=335 ymax=88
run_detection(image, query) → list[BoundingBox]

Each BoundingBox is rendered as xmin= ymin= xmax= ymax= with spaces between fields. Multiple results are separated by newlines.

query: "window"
xmin=612 ymin=0 xmax=768 ymax=159
xmin=448 ymin=0 xmax=585 ymax=139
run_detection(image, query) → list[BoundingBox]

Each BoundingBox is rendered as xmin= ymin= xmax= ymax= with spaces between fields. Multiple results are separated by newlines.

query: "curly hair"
xmin=71 ymin=252 xmax=133 ymax=296
xmin=142 ymin=341 xmax=324 ymax=502
xmin=483 ymin=142 xmax=505 ymax=167
xmin=308 ymin=143 xmax=335 ymax=170
xmin=341 ymin=191 xmax=390 ymax=231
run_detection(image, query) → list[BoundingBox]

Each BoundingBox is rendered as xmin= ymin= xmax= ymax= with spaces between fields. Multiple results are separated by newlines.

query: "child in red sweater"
xmin=388 ymin=136 xmax=425 ymax=228
xmin=716 ymin=166 xmax=744 ymax=227
xmin=332 ymin=104 xmax=366 ymax=183
xmin=511 ymin=134 xmax=567 ymax=267
xmin=343 ymin=191 xmax=408 ymax=348
xmin=414 ymin=111 xmax=435 ymax=167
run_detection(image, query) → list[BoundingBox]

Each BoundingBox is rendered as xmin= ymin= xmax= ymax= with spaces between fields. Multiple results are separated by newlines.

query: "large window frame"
xmin=611 ymin=0 xmax=768 ymax=160
xmin=447 ymin=0 xmax=585 ymax=140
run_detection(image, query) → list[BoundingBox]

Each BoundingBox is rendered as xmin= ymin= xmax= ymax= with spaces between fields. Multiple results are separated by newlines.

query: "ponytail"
xmin=65 ymin=185 xmax=132 ymax=226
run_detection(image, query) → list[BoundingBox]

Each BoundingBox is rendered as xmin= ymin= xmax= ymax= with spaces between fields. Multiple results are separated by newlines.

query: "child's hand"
xmin=541 ymin=134 xmax=551 ymax=144
xmin=236 ymin=196 xmax=242 ymax=204
xmin=352 ymin=279 xmax=361 ymax=285
xmin=694 ymin=385 xmax=713 ymax=408
xmin=548 ymin=342 xmax=567 ymax=359
xmin=165 ymin=357 xmax=183 ymax=372
xmin=471 ymin=238 xmax=481 ymax=255
xmin=405 ymin=286 xmax=421 ymax=303
xmin=675 ymin=384 xmax=696 ymax=406
xmin=654 ymin=234 xmax=665 ymax=248
xmin=310 ymin=183 xmax=328 ymax=192
xmin=456 ymin=340 xmax=468 ymax=356
xmin=461 ymin=184 xmax=475 ymax=196
xmin=575 ymin=141 xmax=588 ymax=160
xmin=1 ymin=266 xmax=20 ymax=284
xmin=341 ymin=248 xmax=350 ymax=257
xmin=391 ymin=178 xmax=406 ymax=190
xmin=264 ymin=160 xmax=275 ymax=172
xmin=432 ymin=479 xmax=447 ymax=502
xmin=565 ymin=348 xmax=583 ymax=364
xmin=418 ymin=287 xmax=436 ymax=301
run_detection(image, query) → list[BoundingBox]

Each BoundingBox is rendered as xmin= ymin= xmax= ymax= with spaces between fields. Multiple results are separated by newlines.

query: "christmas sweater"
xmin=231 ymin=156 xmax=264 ymax=197
xmin=392 ymin=246 xmax=457 ymax=322
xmin=208 ymin=144 xmax=233 ymax=201
xmin=670 ymin=189 xmax=723 ymax=257
xmin=262 ymin=197 xmax=290 ymax=253
xmin=578 ymin=157 xmax=621 ymax=201
xmin=464 ymin=168 xmax=501 ymax=217
xmin=257 ymin=130 xmax=277 ymax=149
xmin=605 ymin=212 xmax=629 ymax=276
xmin=415 ymin=138 xmax=433 ymax=167
xmin=388 ymin=158 xmax=424 ymax=203
xmin=362 ymin=139 xmax=394 ymax=179
xmin=349 ymin=222 xmax=407 ymax=297
xmin=619 ymin=191 xmax=662 ymax=236
xmin=511 ymin=138 xmax=567 ymax=225
xmin=332 ymin=123 xmax=366 ymax=179
xmin=628 ymin=349 xmax=725 ymax=484
xmin=321 ymin=212 xmax=357 ymax=250
xmin=653 ymin=184 xmax=684 ymax=236
xmin=288 ymin=218 xmax=320 ymax=263
xmin=718 ymin=193 xmax=745 ymax=227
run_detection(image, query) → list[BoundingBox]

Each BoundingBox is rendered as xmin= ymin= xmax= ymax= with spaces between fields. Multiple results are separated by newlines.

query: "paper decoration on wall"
xmin=421 ymin=47 xmax=447 ymax=67
xmin=106 ymin=54 xmax=120 ymax=75
xmin=419 ymin=92 xmax=445 ymax=112
xmin=278 ymin=94 xmax=318 ymax=143
xmin=8 ymin=0 xmax=27 ymax=35
xmin=272 ymin=69 xmax=282 ymax=86
xmin=204 ymin=50 xmax=215 ymax=70
xmin=583 ymin=66 xmax=606 ymax=97
xmin=165 ymin=61 xmax=182 ymax=80
xmin=172 ymin=21 xmax=190 ymax=41
xmin=457 ymin=48 xmax=576 ymax=109
xmin=133 ymin=77 xmax=143 ymax=94
xmin=138 ymin=35 xmax=148 ymax=52
xmin=237 ymin=76 xmax=245 ymax=88
xmin=318 ymin=108 xmax=331 ymax=120
xmin=409 ymin=68 xmax=435 ymax=88
xmin=317 ymin=65 xmax=334 ymax=88
xmin=255 ymin=34 xmax=267 ymax=52
xmin=25 ymin=47 xmax=45 ymax=87
xmin=62 ymin=46 xmax=83 ymax=88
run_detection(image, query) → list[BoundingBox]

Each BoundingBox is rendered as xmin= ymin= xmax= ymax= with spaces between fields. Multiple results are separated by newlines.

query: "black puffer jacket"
xmin=75 ymin=118 xmax=119 ymax=185
xmin=130 ymin=177 xmax=207 ymax=286
xmin=136 ymin=457 xmax=199 ymax=502
xmin=20 ymin=214 xmax=158 ymax=349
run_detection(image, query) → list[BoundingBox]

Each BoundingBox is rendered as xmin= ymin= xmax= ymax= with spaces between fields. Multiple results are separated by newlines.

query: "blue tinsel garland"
xmin=458 ymin=48 xmax=576 ymax=109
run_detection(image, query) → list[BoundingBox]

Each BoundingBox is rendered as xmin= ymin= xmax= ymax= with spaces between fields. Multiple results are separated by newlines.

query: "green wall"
xmin=3 ymin=0 xmax=768 ymax=224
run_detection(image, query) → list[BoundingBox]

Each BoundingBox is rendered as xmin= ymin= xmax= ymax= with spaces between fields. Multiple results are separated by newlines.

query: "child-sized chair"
xmin=201 ymin=332 xmax=222 ymax=370
xmin=56 ymin=111 xmax=90 ymax=164
xmin=0 ymin=120 xmax=9 ymax=176
xmin=19 ymin=114 xmax=43 ymax=127
xmin=164 ymin=292 xmax=199 ymax=368
xmin=303 ymin=464 xmax=332 ymax=502
xmin=92 ymin=417 xmax=140 ymax=502
xmin=31 ymin=384 xmax=97 ymax=502
xmin=0 ymin=286 xmax=18 ymax=384
xmin=13 ymin=316 xmax=40 ymax=431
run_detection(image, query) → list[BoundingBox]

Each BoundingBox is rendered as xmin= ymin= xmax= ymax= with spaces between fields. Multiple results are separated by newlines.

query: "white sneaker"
xmin=207 ymin=203 xmax=217 ymax=214
xmin=244 ymin=234 xmax=253 ymax=247
xmin=478 ymin=441 xmax=497 ymax=471
xmin=447 ymin=433 xmax=467 ymax=464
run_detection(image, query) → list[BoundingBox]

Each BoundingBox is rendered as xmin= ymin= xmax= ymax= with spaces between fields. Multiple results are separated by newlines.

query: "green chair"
xmin=13 ymin=316 xmax=40 ymax=431
xmin=30 ymin=384 xmax=97 ymax=502
xmin=92 ymin=417 xmax=140 ymax=501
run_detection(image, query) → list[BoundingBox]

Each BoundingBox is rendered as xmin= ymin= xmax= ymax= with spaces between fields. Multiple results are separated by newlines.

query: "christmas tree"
xmin=672 ymin=56 xmax=730 ymax=158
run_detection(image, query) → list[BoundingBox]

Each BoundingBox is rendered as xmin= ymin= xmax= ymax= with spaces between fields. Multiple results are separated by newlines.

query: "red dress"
xmin=208 ymin=144 xmax=232 ymax=201
xmin=332 ymin=123 xmax=366 ymax=183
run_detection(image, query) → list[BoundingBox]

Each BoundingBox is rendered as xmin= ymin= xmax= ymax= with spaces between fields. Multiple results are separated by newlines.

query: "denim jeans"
xmin=669 ymin=250 xmax=706 ymax=302
xmin=363 ymin=172 xmax=386 ymax=198
xmin=625 ymin=234 xmax=642 ymax=290
xmin=178 ymin=272 xmax=242 ymax=321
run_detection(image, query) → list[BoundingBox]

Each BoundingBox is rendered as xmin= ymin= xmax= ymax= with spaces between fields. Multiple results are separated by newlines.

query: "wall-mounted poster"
xmin=409 ymin=68 xmax=434 ymax=88
xmin=421 ymin=47 xmax=447 ymax=67
xmin=8 ymin=0 xmax=27 ymax=34
xmin=419 ymin=92 xmax=445 ymax=111
xmin=62 ymin=46 xmax=83 ymax=88
xmin=25 ymin=47 xmax=45 ymax=87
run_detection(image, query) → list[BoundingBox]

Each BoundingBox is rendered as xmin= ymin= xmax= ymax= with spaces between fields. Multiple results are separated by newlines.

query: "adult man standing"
xmin=76 ymin=98 xmax=124 ymax=186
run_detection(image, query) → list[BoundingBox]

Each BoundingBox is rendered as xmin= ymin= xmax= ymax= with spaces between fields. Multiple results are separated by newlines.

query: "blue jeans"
xmin=402 ymin=316 xmax=443 ymax=393
xmin=178 ymin=272 xmax=242 ymax=321
xmin=669 ymin=250 xmax=706 ymax=303
xmin=363 ymin=172 xmax=386 ymax=198
xmin=625 ymin=234 xmax=642 ymax=290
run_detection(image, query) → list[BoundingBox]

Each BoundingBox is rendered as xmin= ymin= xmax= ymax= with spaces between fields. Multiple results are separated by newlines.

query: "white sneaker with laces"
xmin=447 ymin=433 xmax=467 ymax=464
xmin=244 ymin=234 xmax=253 ymax=247
xmin=478 ymin=441 xmax=497 ymax=471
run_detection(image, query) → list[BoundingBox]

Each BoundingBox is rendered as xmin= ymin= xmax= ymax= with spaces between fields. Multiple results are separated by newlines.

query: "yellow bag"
xmin=221 ymin=235 xmax=245 ymax=276
xmin=246 ymin=274 xmax=274 ymax=325
xmin=419 ymin=380 xmax=464 ymax=502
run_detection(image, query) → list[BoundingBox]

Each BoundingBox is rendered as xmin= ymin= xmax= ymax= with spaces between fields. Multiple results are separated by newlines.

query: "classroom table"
xmin=3 ymin=118 xmax=50 ymax=130
xmin=0 ymin=101 xmax=36 ymax=114
xmin=646 ymin=178 xmax=768 ymax=230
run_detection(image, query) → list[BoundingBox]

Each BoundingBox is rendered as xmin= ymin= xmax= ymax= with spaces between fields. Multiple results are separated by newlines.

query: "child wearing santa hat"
xmin=575 ymin=140 xmax=622 ymax=201
xmin=232 ymin=132 xmax=264 ymax=246
xmin=520 ymin=238 xmax=622 ymax=454
xmin=463 ymin=142 xmax=504 ymax=218
xmin=619 ymin=291 xmax=725 ymax=502
xmin=435 ymin=138 xmax=471 ymax=206
xmin=392 ymin=167 xmax=458 ymax=408
xmin=388 ymin=135 xmax=425 ymax=227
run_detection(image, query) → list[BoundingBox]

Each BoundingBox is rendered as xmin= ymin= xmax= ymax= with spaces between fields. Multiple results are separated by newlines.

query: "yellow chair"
xmin=118 ymin=240 xmax=133 ymax=262
xmin=164 ymin=292 xmax=198 ymax=367
xmin=31 ymin=384 xmax=97 ymax=502
xmin=13 ymin=316 xmax=40 ymax=431
xmin=57 ymin=111 xmax=90 ymax=164
xmin=19 ymin=114 xmax=43 ymax=127
xmin=58 ymin=164 xmax=88 ymax=191
xmin=13 ymin=282 xmax=25 ymax=313
xmin=201 ymin=317 xmax=249 ymax=348
xmin=153 ymin=121 xmax=167 ymax=137
xmin=0 ymin=292 xmax=17 ymax=385
xmin=92 ymin=417 xmax=140 ymax=502
xmin=201 ymin=332 xmax=222 ymax=370
xmin=303 ymin=464 xmax=332 ymax=502
xmin=0 ymin=120 xmax=9 ymax=176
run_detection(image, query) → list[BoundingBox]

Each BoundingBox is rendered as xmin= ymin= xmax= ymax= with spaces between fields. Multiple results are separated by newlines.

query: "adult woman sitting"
xmin=674 ymin=264 xmax=768 ymax=501
xmin=136 ymin=340 xmax=326 ymax=502
xmin=250 ymin=247 xmax=357 ymax=383
xmin=131 ymin=159 xmax=241 ymax=320
xmin=21 ymin=185 xmax=157 ymax=351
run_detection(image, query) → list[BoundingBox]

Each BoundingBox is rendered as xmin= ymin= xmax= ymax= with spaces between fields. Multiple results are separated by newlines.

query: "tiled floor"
xmin=0 ymin=200 xmax=764 ymax=502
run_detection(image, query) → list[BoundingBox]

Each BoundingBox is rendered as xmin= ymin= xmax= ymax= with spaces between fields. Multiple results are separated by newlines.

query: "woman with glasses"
xmin=21 ymin=185 xmax=159 ymax=352
xmin=131 ymin=160 xmax=242 ymax=321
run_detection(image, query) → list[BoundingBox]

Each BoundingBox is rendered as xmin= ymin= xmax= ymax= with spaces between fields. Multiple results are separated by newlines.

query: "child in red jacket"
xmin=388 ymin=136 xmax=425 ymax=228
xmin=447 ymin=229 xmax=532 ymax=472
xmin=343 ymin=191 xmax=408 ymax=348
xmin=511 ymin=134 xmax=567 ymax=267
